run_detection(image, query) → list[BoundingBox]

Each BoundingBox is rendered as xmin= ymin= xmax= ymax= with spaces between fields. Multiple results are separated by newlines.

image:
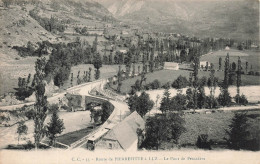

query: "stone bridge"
xmin=0 ymin=79 xmax=107 ymax=111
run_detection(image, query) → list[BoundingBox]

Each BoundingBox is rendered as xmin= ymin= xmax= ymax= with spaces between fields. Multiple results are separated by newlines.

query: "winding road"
xmin=0 ymin=78 xmax=130 ymax=149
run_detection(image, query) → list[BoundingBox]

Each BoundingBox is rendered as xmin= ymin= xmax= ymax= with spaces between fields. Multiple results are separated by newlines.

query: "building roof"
xmin=102 ymin=111 xmax=145 ymax=150
xmin=88 ymin=128 xmax=109 ymax=141
xmin=164 ymin=62 xmax=179 ymax=67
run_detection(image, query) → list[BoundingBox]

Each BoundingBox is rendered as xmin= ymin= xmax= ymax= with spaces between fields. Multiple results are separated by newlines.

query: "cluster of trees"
xmin=237 ymin=40 xmax=258 ymax=50
xmin=218 ymin=53 xmax=247 ymax=106
xmin=44 ymin=37 xmax=102 ymax=87
xmin=72 ymin=68 xmax=92 ymax=86
xmin=13 ymin=41 xmax=51 ymax=57
xmin=14 ymin=37 xmax=102 ymax=100
xmin=15 ymin=58 xmax=65 ymax=148
xmin=196 ymin=112 xmax=259 ymax=151
xmin=138 ymin=113 xmax=186 ymax=150
xmin=29 ymin=9 xmax=66 ymax=33
xmin=74 ymin=26 xmax=88 ymax=35
xmin=127 ymin=92 xmax=154 ymax=118
xmin=14 ymin=74 xmax=35 ymax=100
xmin=89 ymin=101 xmax=114 ymax=125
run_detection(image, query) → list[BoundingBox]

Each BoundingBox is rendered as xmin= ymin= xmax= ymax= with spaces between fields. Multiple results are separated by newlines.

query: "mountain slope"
xmin=97 ymin=0 xmax=259 ymax=40
xmin=0 ymin=0 xmax=115 ymax=60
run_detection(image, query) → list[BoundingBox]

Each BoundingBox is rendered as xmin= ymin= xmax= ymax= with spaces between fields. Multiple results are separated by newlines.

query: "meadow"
xmin=179 ymin=110 xmax=260 ymax=150
xmin=201 ymin=49 xmax=260 ymax=72
xmin=111 ymin=69 xmax=260 ymax=94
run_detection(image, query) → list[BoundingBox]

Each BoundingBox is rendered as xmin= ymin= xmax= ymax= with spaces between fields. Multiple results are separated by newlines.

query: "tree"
xmin=245 ymin=61 xmax=248 ymax=74
xmin=17 ymin=121 xmax=28 ymax=145
xmin=33 ymin=57 xmax=48 ymax=149
xmin=234 ymin=94 xmax=248 ymax=105
xmin=207 ymin=64 xmax=218 ymax=108
xmin=218 ymin=53 xmax=232 ymax=106
xmin=101 ymin=101 xmax=113 ymax=123
xmin=196 ymin=134 xmax=211 ymax=150
xmin=150 ymin=79 xmax=161 ymax=89
xmin=180 ymin=50 xmax=186 ymax=63
xmin=205 ymin=62 xmax=209 ymax=71
xmin=218 ymin=89 xmax=232 ymax=106
xmin=192 ymin=56 xmax=200 ymax=109
xmin=171 ymin=93 xmax=187 ymax=111
xmin=88 ymin=67 xmax=92 ymax=82
xmin=159 ymin=89 xmax=171 ymax=113
xmin=223 ymin=53 xmax=230 ymax=89
xmin=236 ymin=57 xmax=242 ymax=104
xmin=127 ymin=94 xmax=139 ymax=113
xmin=140 ymin=113 xmax=186 ymax=150
xmin=70 ymin=73 xmax=73 ymax=87
xmin=127 ymin=92 xmax=154 ymax=117
xmin=93 ymin=53 xmax=102 ymax=80
xmin=225 ymin=112 xmax=249 ymax=150
xmin=26 ymin=74 xmax=31 ymax=86
xmin=197 ymin=86 xmax=207 ymax=109
xmin=231 ymin=62 xmax=236 ymax=72
xmin=92 ymin=34 xmax=98 ymax=53
xmin=117 ymin=66 xmax=122 ymax=92
xmin=132 ymin=63 xmax=136 ymax=77
xmin=46 ymin=109 xmax=65 ymax=146
xmin=171 ymin=75 xmax=189 ymax=89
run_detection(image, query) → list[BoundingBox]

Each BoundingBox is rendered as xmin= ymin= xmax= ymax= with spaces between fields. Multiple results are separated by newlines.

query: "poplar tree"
xmin=88 ymin=67 xmax=92 ymax=82
xmin=218 ymin=53 xmax=231 ymax=106
xmin=236 ymin=57 xmax=242 ymax=104
xmin=193 ymin=55 xmax=199 ymax=109
xmin=219 ymin=57 xmax=222 ymax=70
xmin=33 ymin=57 xmax=48 ymax=149
xmin=117 ymin=65 xmax=122 ymax=92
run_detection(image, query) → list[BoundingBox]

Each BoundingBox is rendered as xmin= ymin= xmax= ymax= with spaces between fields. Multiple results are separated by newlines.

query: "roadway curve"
xmin=0 ymin=79 xmax=130 ymax=149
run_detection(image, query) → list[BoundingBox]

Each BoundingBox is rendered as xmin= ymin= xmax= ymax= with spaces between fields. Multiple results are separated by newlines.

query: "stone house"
xmin=95 ymin=111 xmax=145 ymax=151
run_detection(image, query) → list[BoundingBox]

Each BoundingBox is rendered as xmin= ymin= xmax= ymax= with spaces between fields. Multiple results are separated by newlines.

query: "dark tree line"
xmin=29 ymin=9 xmax=66 ymax=33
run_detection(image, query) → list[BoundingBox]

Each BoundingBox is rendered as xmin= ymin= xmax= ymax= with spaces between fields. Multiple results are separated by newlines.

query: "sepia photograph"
xmin=0 ymin=0 xmax=259 ymax=163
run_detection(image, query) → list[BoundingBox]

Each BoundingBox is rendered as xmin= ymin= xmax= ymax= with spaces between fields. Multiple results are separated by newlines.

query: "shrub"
xmin=234 ymin=94 xmax=248 ymax=105
xmin=150 ymin=79 xmax=161 ymax=89
xmin=172 ymin=75 xmax=189 ymax=89
xmin=218 ymin=89 xmax=232 ymax=107
xmin=101 ymin=101 xmax=114 ymax=123
xmin=25 ymin=109 xmax=35 ymax=120
xmin=171 ymin=93 xmax=187 ymax=111
xmin=162 ymin=82 xmax=171 ymax=89
xmin=205 ymin=96 xmax=219 ymax=109
xmin=248 ymin=71 xmax=254 ymax=75
xmin=196 ymin=134 xmax=212 ymax=150
xmin=198 ymin=76 xmax=208 ymax=87
xmin=48 ymin=104 xmax=59 ymax=113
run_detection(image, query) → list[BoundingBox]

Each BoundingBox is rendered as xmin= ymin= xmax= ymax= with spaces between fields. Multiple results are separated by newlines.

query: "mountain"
xmin=97 ymin=0 xmax=259 ymax=40
xmin=0 ymin=0 xmax=114 ymax=60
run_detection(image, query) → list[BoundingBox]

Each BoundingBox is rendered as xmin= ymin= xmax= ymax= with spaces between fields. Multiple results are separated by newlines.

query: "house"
xmin=119 ymin=49 xmax=127 ymax=54
xmin=200 ymin=61 xmax=210 ymax=69
xmin=225 ymin=46 xmax=230 ymax=50
xmin=164 ymin=62 xmax=179 ymax=70
xmin=95 ymin=111 xmax=145 ymax=151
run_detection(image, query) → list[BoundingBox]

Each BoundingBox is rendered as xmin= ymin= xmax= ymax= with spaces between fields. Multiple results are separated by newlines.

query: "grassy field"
xmin=179 ymin=110 xmax=260 ymax=148
xmin=201 ymin=49 xmax=260 ymax=72
xmin=0 ymin=63 xmax=122 ymax=96
xmin=111 ymin=69 xmax=260 ymax=94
